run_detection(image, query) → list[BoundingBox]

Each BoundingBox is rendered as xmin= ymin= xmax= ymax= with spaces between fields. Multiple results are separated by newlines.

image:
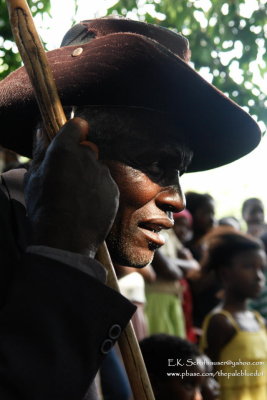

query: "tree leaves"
xmin=0 ymin=0 xmax=51 ymax=78
xmin=1 ymin=0 xmax=266 ymax=127
xmin=107 ymin=0 xmax=267 ymax=127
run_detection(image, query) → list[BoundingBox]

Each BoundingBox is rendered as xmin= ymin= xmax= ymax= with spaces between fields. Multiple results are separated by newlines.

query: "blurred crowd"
xmin=115 ymin=190 xmax=267 ymax=400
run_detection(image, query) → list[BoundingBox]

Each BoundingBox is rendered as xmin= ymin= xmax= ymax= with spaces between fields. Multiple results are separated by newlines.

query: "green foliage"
xmin=107 ymin=0 xmax=267 ymax=127
xmin=0 ymin=0 xmax=51 ymax=79
xmin=1 ymin=0 xmax=266 ymax=127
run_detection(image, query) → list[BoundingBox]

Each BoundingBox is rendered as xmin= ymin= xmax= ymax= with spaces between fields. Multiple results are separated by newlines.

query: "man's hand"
xmin=25 ymin=117 xmax=119 ymax=256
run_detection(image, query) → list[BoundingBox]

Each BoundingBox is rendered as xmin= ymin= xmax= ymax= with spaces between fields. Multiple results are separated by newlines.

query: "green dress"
xmin=145 ymin=279 xmax=186 ymax=338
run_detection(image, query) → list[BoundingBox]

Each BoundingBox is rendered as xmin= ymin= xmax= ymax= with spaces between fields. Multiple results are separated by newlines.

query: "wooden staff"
xmin=6 ymin=1 xmax=155 ymax=399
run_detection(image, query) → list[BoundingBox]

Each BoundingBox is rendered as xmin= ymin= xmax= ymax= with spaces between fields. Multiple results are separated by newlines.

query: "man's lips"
xmin=138 ymin=217 xmax=174 ymax=247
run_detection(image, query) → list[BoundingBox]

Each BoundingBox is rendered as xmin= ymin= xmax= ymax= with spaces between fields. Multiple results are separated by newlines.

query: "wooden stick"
xmin=6 ymin=1 xmax=155 ymax=399
xmin=6 ymin=0 xmax=66 ymax=140
xmin=97 ymin=243 xmax=156 ymax=399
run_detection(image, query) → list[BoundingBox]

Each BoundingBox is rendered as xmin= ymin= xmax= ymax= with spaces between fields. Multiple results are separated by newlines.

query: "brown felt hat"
xmin=0 ymin=18 xmax=261 ymax=172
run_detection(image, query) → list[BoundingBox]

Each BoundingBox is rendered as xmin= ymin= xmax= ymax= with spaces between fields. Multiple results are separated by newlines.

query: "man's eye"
xmin=145 ymin=162 xmax=168 ymax=180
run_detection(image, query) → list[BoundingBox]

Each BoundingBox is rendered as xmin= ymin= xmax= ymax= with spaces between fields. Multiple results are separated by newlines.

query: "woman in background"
xmin=200 ymin=228 xmax=267 ymax=400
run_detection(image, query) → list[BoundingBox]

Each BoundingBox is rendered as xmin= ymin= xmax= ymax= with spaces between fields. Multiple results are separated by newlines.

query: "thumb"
xmin=51 ymin=117 xmax=90 ymax=147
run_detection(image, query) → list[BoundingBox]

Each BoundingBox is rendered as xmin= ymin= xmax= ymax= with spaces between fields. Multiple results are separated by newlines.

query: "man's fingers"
xmin=50 ymin=117 xmax=99 ymax=159
xmin=52 ymin=117 xmax=90 ymax=146
xmin=80 ymin=140 xmax=99 ymax=159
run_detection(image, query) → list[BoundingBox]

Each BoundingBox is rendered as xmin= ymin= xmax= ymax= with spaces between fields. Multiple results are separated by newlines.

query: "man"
xmin=242 ymin=197 xmax=267 ymax=238
xmin=0 ymin=17 xmax=261 ymax=399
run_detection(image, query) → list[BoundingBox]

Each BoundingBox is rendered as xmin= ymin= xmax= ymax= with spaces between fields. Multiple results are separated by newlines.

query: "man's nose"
xmin=155 ymin=185 xmax=185 ymax=213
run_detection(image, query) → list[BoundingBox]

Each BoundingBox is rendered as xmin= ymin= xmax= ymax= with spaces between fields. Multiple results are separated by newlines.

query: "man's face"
xmin=225 ymin=249 xmax=266 ymax=299
xmin=104 ymin=138 xmax=190 ymax=267
xmin=243 ymin=200 xmax=265 ymax=225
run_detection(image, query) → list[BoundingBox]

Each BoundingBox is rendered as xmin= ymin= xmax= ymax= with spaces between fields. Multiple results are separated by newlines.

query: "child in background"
xmin=242 ymin=197 xmax=267 ymax=238
xmin=250 ymin=231 xmax=267 ymax=320
xmin=218 ymin=216 xmax=241 ymax=231
xmin=140 ymin=334 xmax=203 ymax=400
xmin=145 ymin=210 xmax=199 ymax=339
xmin=185 ymin=192 xmax=217 ymax=330
xmin=200 ymin=228 xmax=267 ymax=400
xmin=173 ymin=210 xmax=199 ymax=342
xmin=140 ymin=334 xmax=219 ymax=400
xmin=146 ymin=247 xmax=186 ymax=338
xmin=185 ymin=192 xmax=216 ymax=261
xmin=172 ymin=210 xmax=199 ymax=275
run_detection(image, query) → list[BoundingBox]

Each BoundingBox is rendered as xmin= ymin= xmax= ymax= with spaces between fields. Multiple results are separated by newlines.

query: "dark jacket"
xmin=0 ymin=170 xmax=136 ymax=399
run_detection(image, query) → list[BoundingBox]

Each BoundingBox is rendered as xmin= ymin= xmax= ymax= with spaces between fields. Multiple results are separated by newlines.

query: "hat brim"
xmin=0 ymin=32 xmax=261 ymax=172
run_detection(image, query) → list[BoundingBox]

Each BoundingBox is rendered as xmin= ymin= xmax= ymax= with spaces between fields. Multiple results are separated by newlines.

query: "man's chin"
xmin=106 ymin=228 xmax=160 ymax=267
xmin=107 ymin=242 xmax=155 ymax=268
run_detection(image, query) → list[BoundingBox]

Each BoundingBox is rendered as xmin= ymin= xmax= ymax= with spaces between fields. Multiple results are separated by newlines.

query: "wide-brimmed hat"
xmin=0 ymin=18 xmax=261 ymax=172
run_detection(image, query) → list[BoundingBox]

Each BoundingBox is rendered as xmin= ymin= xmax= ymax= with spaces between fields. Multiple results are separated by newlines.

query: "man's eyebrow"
xmin=159 ymin=145 xmax=193 ymax=173
xmin=106 ymin=141 xmax=193 ymax=173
